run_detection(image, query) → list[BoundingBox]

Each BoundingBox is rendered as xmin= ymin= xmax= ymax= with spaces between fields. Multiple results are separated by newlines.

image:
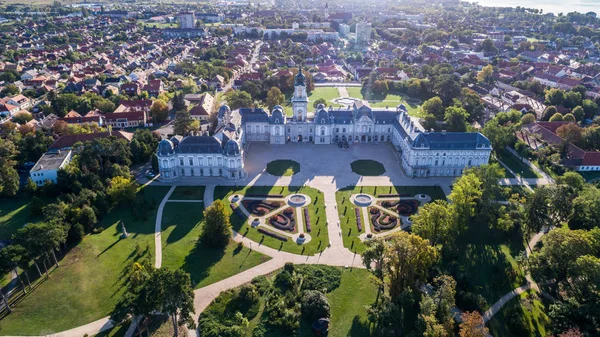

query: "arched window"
xmin=321 ymin=118 xmax=325 ymax=124
xmin=275 ymin=118 xmax=279 ymax=123
xmin=275 ymin=126 xmax=280 ymax=136
xmin=320 ymin=127 xmax=325 ymax=136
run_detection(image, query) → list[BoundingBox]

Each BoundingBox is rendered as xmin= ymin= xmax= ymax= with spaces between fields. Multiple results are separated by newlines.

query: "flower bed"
xmin=257 ymin=227 xmax=288 ymax=242
xmin=246 ymin=194 xmax=284 ymax=198
xmin=231 ymin=203 xmax=247 ymax=220
xmin=241 ymin=200 xmax=283 ymax=216
xmin=355 ymin=208 xmax=362 ymax=231
xmin=369 ymin=207 xmax=398 ymax=231
xmin=397 ymin=199 xmax=419 ymax=216
xmin=304 ymin=208 xmax=311 ymax=232
xmin=268 ymin=207 xmax=295 ymax=231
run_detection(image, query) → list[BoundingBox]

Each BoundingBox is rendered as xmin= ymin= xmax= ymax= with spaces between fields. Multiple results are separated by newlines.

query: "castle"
xmin=156 ymin=67 xmax=492 ymax=180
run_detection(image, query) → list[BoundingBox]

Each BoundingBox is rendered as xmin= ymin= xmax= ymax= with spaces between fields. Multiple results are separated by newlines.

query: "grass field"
xmin=336 ymin=185 xmax=447 ymax=254
xmin=265 ymin=159 xmax=300 ymax=176
xmin=495 ymin=149 xmax=541 ymax=179
xmin=350 ymin=159 xmax=386 ymax=176
xmin=283 ymin=87 xmax=344 ymax=116
xmin=214 ymin=186 xmax=329 ymax=255
xmin=160 ymin=202 xmax=269 ymax=289
xmin=168 ymin=186 xmax=206 ymax=201
xmin=139 ymin=21 xmax=176 ymax=29
xmin=0 ymin=197 xmax=44 ymax=240
xmin=0 ymin=186 xmax=170 ymax=335
xmin=488 ymin=290 xmax=550 ymax=337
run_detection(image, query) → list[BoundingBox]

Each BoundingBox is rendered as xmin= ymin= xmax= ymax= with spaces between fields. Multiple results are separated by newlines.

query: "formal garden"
xmin=215 ymin=186 xmax=329 ymax=255
xmin=265 ymin=159 xmax=300 ymax=177
xmin=336 ymin=186 xmax=446 ymax=253
xmin=198 ymin=264 xmax=378 ymax=337
xmin=349 ymin=160 xmax=386 ymax=176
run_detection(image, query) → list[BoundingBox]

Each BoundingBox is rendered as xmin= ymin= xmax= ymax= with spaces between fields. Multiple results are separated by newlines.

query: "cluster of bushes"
xmin=257 ymin=227 xmax=288 ymax=242
xmin=377 ymin=194 xmax=412 ymax=198
xmin=369 ymin=207 xmax=398 ymax=231
xmin=268 ymin=208 xmax=295 ymax=232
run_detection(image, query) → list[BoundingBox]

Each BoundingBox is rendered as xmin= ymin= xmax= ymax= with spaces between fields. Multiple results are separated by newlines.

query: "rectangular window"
xmin=208 ymin=157 xmax=212 ymax=166
xmin=189 ymin=157 xmax=193 ymax=165
xmin=179 ymin=158 xmax=184 ymax=166
xmin=343 ymin=128 xmax=346 ymax=132
xmin=191 ymin=169 xmax=194 ymax=176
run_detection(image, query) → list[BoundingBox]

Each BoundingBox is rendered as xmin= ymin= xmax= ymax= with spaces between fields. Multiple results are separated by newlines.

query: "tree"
xmin=225 ymin=90 xmax=253 ymax=110
xmin=524 ymin=187 xmax=551 ymax=239
xmin=173 ymin=110 xmax=193 ymax=136
xmin=412 ymin=200 xmax=455 ymax=246
xmin=173 ymin=92 xmax=186 ymax=111
xmin=422 ymin=97 xmax=445 ymax=120
xmin=545 ymin=89 xmax=566 ymax=107
xmin=572 ymin=106 xmax=584 ymax=121
xmin=107 ymin=176 xmax=137 ymax=206
xmin=569 ymin=185 xmax=600 ymax=230
xmin=417 ymin=275 xmax=457 ymax=337
xmin=564 ymin=91 xmax=582 ymax=109
xmin=521 ymin=113 xmax=536 ymax=125
xmin=0 ymin=138 xmax=19 ymax=197
xmin=476 ymin=64 xmax=494 ymax=84
xmin=14 ymin=222 xmax=66 ymax=276
xmin=150 ymin=99 xmax=169 ymax=123
xmin=434 ymin=75 xmax=461 ymax=105
xmin=159 ymin=268 xmax=196 ymax=336
xmin=301 ymin=290 xmax=330 ymax=321
xmin=200 ymin=200 xmax=231 ymax=248
xmin=266 ymin=87 xmax=285 ymax=110
xmin=444 ymin=106 xmax=469 ymax=132
xmin=313 ymin=98 xmax=326 ymax=108
xmin=549 ymin=113 xmax=564 ymax=122
xmin=459 ymin=311 xmax=489 ymax=337
xmin=562 ymin=113 xmax=576 ymax=122
xmin=448 ymin=173 xmax=482 ymax=233
xmin=12 ymin=112 xmax=33 ymax=124
xmin=542 ymin=106 xmax=558 ymax=121
xmin=0 ymin=244 xmax=31 ymax=293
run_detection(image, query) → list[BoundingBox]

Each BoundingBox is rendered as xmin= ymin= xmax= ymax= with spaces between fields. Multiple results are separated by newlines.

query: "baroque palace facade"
xmin=157 ymin=67 xmax=492 ymax=180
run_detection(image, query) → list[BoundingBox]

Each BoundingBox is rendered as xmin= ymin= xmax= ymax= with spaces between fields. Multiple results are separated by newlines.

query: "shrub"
xmin=251 ymin=275 xmax=271 ymax=295
xmin=304 ymin=208 xmax=311 ymax=232
xmin=274 ymin=270 xmax=293 ymax=290
xmin=301 ymin=290 xmax=330 ymax=321
xmin=257 ymin=227 xmax=288 ymax=241
xmin=296 ymin=265 xmax=341 ymax=292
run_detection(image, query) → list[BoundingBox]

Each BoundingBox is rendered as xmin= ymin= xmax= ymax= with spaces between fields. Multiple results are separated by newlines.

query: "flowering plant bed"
xmin=242 ymin=200 xmax=283 ymax=216
xmin=378 ymin=199 xmax=420 ymax=217
xmin=268 ymin=207 xmax=296 ymax=232
xmin=355 ymin=208 xmax=362 ymax=231
xmin=304 ymin=208 xmax=311 ymax=232
xmin=368 ymin=207 xmax=398 ymax=231
xmin=257 ymin=227 xmax=288 ymax=242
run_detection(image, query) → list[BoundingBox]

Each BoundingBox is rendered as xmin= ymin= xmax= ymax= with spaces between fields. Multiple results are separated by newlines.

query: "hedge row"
xmin=258 ymin=227 xmax=288 ymax=242
xmin=377 ymin=194 xmax=412 ymax=198
xmin=304 ymin=208 xmax=311 ymax=232
xmin=355 ymin=207 xmax=362 ymax=231
xmin=246 ymin=194 xmax=284 ymax=198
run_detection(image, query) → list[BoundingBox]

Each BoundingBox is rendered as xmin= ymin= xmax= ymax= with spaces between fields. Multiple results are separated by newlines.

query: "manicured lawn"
xmin=0 ymin=197 xmax=44 ymax=240
xmin=265 ymin=159 xmax=300 ymax=176
xmin=495 ymin=149 xmax=541 ymax=179
xmin=168 ymin=186 xmax=206 ymax=200
xmin=350 ymin=159 xmax=386 ymax=176
xmin=326 ymin=268 xmax=378 ymax=337
xmin=0 ymin=186 xmax=171 ymax=335
xmin=93 ymin=323 xmax=128 ymax=337
xmin=336 ymin=186 xmax=447 ymax=254
xmin=161 ymin=202 xmax=269 ymax=289
xmin=488 ymin=290 xmax=551 ymax=337
xmin=346 ymin=87 xmax=423 ymax=117
xmin=139 ymin=21 xmax=176 ymax=29
xmin=214 ymin=186 xmax=329 ymax=255
xmin=308 ymin=87 xmax=343 ymax=104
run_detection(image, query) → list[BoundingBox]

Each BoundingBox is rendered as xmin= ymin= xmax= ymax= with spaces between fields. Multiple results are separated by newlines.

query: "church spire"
xmin=294 ymin=65 xmax=306 ymax=86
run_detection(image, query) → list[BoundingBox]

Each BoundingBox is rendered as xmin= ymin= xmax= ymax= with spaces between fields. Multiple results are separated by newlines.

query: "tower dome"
xmin=224 ymin=140 xmax=240 ymax=156
xmin=158 ymin=139 xmax=174 ymax=156
xmin=218 ymin=104 xmax=231 ymax=118
xmin=294 ymin=65 xmax=306 ymax=86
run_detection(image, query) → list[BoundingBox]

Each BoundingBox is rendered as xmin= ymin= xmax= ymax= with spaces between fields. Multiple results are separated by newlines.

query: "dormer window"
xmin=321 ymin=118 xmax=325 ymax=124
xmin=275 ymin=118 xmax=279 ymax=123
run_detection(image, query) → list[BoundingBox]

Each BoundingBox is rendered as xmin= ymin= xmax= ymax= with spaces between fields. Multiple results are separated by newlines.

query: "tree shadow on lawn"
xmin=0 ymin=198 xmax=44 ymax=240
xmin=163 ymin=204 xmax=204 ymax=245
xmin=348 ymin=315 xmax=373 ymax=337
xmin=182 ymin=241 xmax=227 ymax=287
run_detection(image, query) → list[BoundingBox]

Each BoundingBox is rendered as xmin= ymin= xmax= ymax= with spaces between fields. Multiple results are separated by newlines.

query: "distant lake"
xmin=468 ymin=0 xmax=599 ymax=15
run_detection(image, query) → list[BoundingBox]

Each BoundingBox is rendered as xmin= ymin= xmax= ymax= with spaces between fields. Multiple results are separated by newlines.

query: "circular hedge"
xmin=350 ymin=160 xmax=386 ymax=176
xmin=266 ymin=160 xmax=301 ymax=176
